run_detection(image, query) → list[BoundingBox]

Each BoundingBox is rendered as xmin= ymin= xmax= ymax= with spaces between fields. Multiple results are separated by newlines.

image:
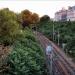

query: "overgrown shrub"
xmin=3 ymin=29 xmax=46 ymax=75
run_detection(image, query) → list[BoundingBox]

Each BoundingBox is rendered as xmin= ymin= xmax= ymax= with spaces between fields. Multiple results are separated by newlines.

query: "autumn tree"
xmin=31 ymin=13 xmax=40 ymax=29
xmin=32 ymin=13 xmax=39 ymax=23
xmin=19 ymin=9 xmax=39 ymax=28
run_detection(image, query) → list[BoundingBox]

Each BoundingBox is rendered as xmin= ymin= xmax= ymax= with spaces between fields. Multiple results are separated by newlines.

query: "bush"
xmin=3 ymin=29 xmax=46 ymax=75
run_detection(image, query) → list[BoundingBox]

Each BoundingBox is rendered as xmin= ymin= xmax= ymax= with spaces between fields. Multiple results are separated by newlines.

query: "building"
xmin=55 ymin=8 xmax=67 ymax=21
xmin=55 ymin=6 xmax=75 ymax=21
xmin=55 ymin=11 xmax=61 ymax=21
xmin=67 ymin=6 xmax=75 ymax=21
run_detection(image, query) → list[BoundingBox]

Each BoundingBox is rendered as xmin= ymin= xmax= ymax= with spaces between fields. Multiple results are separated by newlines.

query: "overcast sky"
xmin=0 ymin=0 xmax=75 ymax=18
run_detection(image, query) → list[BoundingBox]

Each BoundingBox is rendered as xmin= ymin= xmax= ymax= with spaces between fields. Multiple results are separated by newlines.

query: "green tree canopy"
xmin=40 ymin=15 xmax=50 ymax=22
xmin=0 ymin=8 xmax=20 ymax=45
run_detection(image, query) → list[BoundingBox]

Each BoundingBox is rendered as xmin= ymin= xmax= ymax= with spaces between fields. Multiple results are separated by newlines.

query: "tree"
xmin=32 ymin=13 xmax=39 ymax=24
xmin=20 ymin=10 xmax=32 ymax=28
xmin=40 ymin=15 xmax=50 ymax=22
xmin=0 ymin=8 xmax=20 ymax=45
xmin=19 ymin=10 xmax=39 ymax=28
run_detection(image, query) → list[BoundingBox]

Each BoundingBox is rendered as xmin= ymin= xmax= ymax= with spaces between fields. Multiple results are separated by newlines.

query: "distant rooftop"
xmin=68 ymin=6 xmax=75 ymax=10
xmin=55 ymin=6 xmax=75 ymax=14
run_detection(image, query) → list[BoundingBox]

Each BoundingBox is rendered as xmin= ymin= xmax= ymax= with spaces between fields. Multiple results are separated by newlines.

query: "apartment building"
xmin=55 ymin=8 xmax=67 ymax=21
xmin=55 ymin=6 xmax=75 ymax=21
xmin=67 ymin=6 xmax=75 ymax=21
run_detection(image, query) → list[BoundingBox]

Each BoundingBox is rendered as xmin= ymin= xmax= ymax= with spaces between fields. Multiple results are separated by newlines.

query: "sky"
xmin=0 ymin=0 xmax=75 ymax=18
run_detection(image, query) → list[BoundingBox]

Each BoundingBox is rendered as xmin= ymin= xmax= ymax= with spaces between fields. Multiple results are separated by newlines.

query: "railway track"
xmin=34 ymin=31 xmax=75 ymax=75
xmin=53 ymin=47 xmax=75 ymax=75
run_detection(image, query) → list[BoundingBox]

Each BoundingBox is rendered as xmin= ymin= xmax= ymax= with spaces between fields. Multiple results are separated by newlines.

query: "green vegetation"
xmin=1 ymin=7 xmax=75 ymax=74
xmin=3 ymin=29 xmax=45 ymax=75
xmin=38 ymin=15 xmax=75 ymax=58
xmin=0 ymin=8 xmax=20 ymax=45
xmin=38 ymin=16 xmax=53 ymax=40
xmin=0 ymin=8 xmax=46 ymax=75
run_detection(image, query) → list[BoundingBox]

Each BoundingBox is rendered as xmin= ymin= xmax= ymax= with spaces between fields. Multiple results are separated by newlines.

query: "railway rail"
xmin=34 ymin=31 xmax=75 ymax=75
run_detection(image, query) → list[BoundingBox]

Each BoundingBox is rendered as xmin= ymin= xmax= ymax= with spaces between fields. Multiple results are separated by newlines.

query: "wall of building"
xmin=55 ymin=6 xmax=75 ymax=21
xmin=55 ymin=12 xmax=61 ymax=21
xmin=67 ymin=7 xmax=75 ymax=21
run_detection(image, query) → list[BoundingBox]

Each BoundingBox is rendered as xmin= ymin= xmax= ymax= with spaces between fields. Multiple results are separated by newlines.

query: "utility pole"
xmin=53 ymin=22 xmax=55 ymax=41
xmin=57 ymin=22 xmax=60 ymax=46
xmin=58 ymin=29 xmax=60 ymax=46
